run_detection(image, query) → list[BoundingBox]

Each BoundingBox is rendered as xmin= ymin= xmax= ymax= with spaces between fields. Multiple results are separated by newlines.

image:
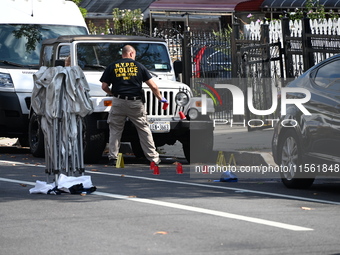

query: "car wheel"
xmin=29 ymin=112 xmax=45 ymax=158
xmin=181 ymin=130 xmax=214 ymax=163
xmin=182 ymin=140 xmax=190 ymax=163
xmin=83 ymin=115 xmax=107 ymax=164
xmin=18 ymin=135 xmax=29 ymax=147
xmin=278 ymin=129 xmax=315 ymax=189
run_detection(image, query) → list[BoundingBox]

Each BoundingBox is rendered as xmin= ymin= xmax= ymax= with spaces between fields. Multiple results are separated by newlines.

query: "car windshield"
xmin=76 ymin=42 xmax=171 ymax=72
xmin=313 ymin=59 xmax=340 ymax=91
xmin=0 ymin=24 xmax=87 ymax=67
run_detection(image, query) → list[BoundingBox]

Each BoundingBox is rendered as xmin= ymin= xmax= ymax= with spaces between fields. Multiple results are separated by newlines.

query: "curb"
xmin=209 ymin=150 xmax=277 ymax=166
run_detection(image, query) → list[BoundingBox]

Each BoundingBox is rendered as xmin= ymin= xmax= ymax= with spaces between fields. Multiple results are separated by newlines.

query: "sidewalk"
xmin=159 ymin=125 xmax=276 ymax=166
xmin=0 ymin=137 xmax=19 ymax=146
xmin=0 ymin=126 xmax=276 ymax=166
xmin=213 ymin=126 xmax=276 ymax=166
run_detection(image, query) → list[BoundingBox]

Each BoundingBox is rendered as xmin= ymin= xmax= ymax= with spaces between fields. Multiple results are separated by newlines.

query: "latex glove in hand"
xmin=159 ymin=97 xmax=168 ymax=103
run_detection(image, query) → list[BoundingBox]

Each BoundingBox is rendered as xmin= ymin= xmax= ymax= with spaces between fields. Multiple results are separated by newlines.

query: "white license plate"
xmin=149 ymin=121 xmax=170 ymax=133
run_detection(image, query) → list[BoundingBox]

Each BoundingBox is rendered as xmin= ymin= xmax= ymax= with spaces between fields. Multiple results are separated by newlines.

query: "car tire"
xmin=278 ymin=129 xmax=315 ymax=189
xmin=182 ymin=140 xmax=190 ymax=163
xmin=18 ymin=135 xmax=29 ymax=147
xmin=181 ymin=129 xmax=214 ymax=163
xmin=29 ymin=112 xmax=45 ymax=158
xmin=83 ymin=115 xmax=107 ymax=164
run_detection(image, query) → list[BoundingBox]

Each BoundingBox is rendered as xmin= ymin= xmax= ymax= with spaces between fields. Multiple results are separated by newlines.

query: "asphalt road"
xmin=1 ymin=147 xmax=340 ymax=255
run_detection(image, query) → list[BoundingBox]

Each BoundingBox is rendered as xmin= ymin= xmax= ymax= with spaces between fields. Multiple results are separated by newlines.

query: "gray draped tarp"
xmin=32 ymin=66 xmax=93 ymax=183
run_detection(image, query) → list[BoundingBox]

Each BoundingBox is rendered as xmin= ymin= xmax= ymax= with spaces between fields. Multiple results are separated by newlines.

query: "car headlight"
xmin=0 ymin=73 xmax=14 ymax=88
xmin=175 ymin=92 xmax=189 ymax=106
xmin=188 ymin=108 xmax=199 ymax=120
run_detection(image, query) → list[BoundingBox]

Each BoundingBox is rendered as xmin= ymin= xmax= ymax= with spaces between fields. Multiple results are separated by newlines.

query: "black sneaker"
xmin=108 ymin=159 xmax=116 ymax=166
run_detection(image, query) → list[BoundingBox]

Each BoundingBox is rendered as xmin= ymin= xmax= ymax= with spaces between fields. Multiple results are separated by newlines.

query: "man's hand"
xmin=159 ymin=97 xmax=168 ymax=103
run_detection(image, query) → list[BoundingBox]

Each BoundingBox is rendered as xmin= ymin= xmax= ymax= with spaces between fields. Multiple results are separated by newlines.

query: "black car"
xmin=272 ymin=54 xmax=340 ymax=188
xmin=193 ymin=47 xmax=231 ymax=78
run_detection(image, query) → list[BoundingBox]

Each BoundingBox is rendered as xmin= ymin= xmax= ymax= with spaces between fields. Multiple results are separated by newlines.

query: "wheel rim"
xmin=281 ymin=136 xmax=298 ymax=180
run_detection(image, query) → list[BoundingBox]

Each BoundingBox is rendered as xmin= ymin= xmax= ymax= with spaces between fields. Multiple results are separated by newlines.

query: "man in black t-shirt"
xmin=100 ymin=45 xmax=167 ymax=166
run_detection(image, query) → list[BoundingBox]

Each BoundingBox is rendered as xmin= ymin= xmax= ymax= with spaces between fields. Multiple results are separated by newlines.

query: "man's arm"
xmin=102 ymin=82 xmax=113 ymax=96
xmin=145 ymin=79 xmax=162 ymax=101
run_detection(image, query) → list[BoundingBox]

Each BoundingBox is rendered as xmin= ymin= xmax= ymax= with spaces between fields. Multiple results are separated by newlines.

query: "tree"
xmin=112 ymin=8 xmax=144 ymax=35
xmin=72 ymin=0 xmax=87 ymax=18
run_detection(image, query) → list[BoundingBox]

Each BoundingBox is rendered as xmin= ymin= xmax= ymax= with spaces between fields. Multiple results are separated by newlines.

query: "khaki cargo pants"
xmin=107 ymin=97 xmax=160 ymax=164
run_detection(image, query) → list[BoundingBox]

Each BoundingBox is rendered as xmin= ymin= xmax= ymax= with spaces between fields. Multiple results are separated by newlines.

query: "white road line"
xmin=94 ymin=191 xmax=313 ymax=231
xmin=86 ymin=170 xmax=340 ymax=206
xmin=0 ymin=177 xmax=36 ymax=186
xmin=1 ymin=159 xmax=340 ymax=205
xmin=0 ymin=176 xmax=313 ymax=231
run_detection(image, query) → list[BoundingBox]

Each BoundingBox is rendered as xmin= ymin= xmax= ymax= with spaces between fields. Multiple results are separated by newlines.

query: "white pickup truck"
xmin=32 ymin=35 xmax=215 ymax=163
xmin=0 ymin=0 xmax=88 ymax=147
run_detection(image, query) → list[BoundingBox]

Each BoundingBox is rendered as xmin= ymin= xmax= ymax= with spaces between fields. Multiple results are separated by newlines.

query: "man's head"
xmin=122 ymin=45 xmax=136 ymax=60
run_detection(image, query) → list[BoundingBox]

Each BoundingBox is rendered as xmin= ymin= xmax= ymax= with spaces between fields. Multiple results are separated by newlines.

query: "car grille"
xmin=144 ymin=89 xmax=179 ymax=118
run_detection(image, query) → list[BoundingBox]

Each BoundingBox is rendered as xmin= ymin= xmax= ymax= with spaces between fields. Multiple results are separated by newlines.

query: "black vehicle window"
xmin=314 ymin=59 xmax=340 ymax=91
xmin=0 ymin=24 xmax=87 ymax=66
xmin=58 ymin=45 xmax=70 ymax=60
xmin=76 ymin=42 xmax=171 ymax=71
xmin=56 ymin=45 xmax=71 ymax=66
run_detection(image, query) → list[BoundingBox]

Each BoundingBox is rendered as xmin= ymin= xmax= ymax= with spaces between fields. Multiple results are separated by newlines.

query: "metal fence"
xmin=117 ymin=26 xmax=234 ymax=121
xmin=183 ymin=30 xmax=233 ymax=121
xmin=107 ymin=17 xmax=340 ymax=124
xmin=281 ymin=16 xmax=340 ymax=78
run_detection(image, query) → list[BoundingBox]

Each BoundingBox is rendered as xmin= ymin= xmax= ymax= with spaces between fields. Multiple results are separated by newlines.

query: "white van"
xmin=0 ymin=0 xmax=88 ymax=145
